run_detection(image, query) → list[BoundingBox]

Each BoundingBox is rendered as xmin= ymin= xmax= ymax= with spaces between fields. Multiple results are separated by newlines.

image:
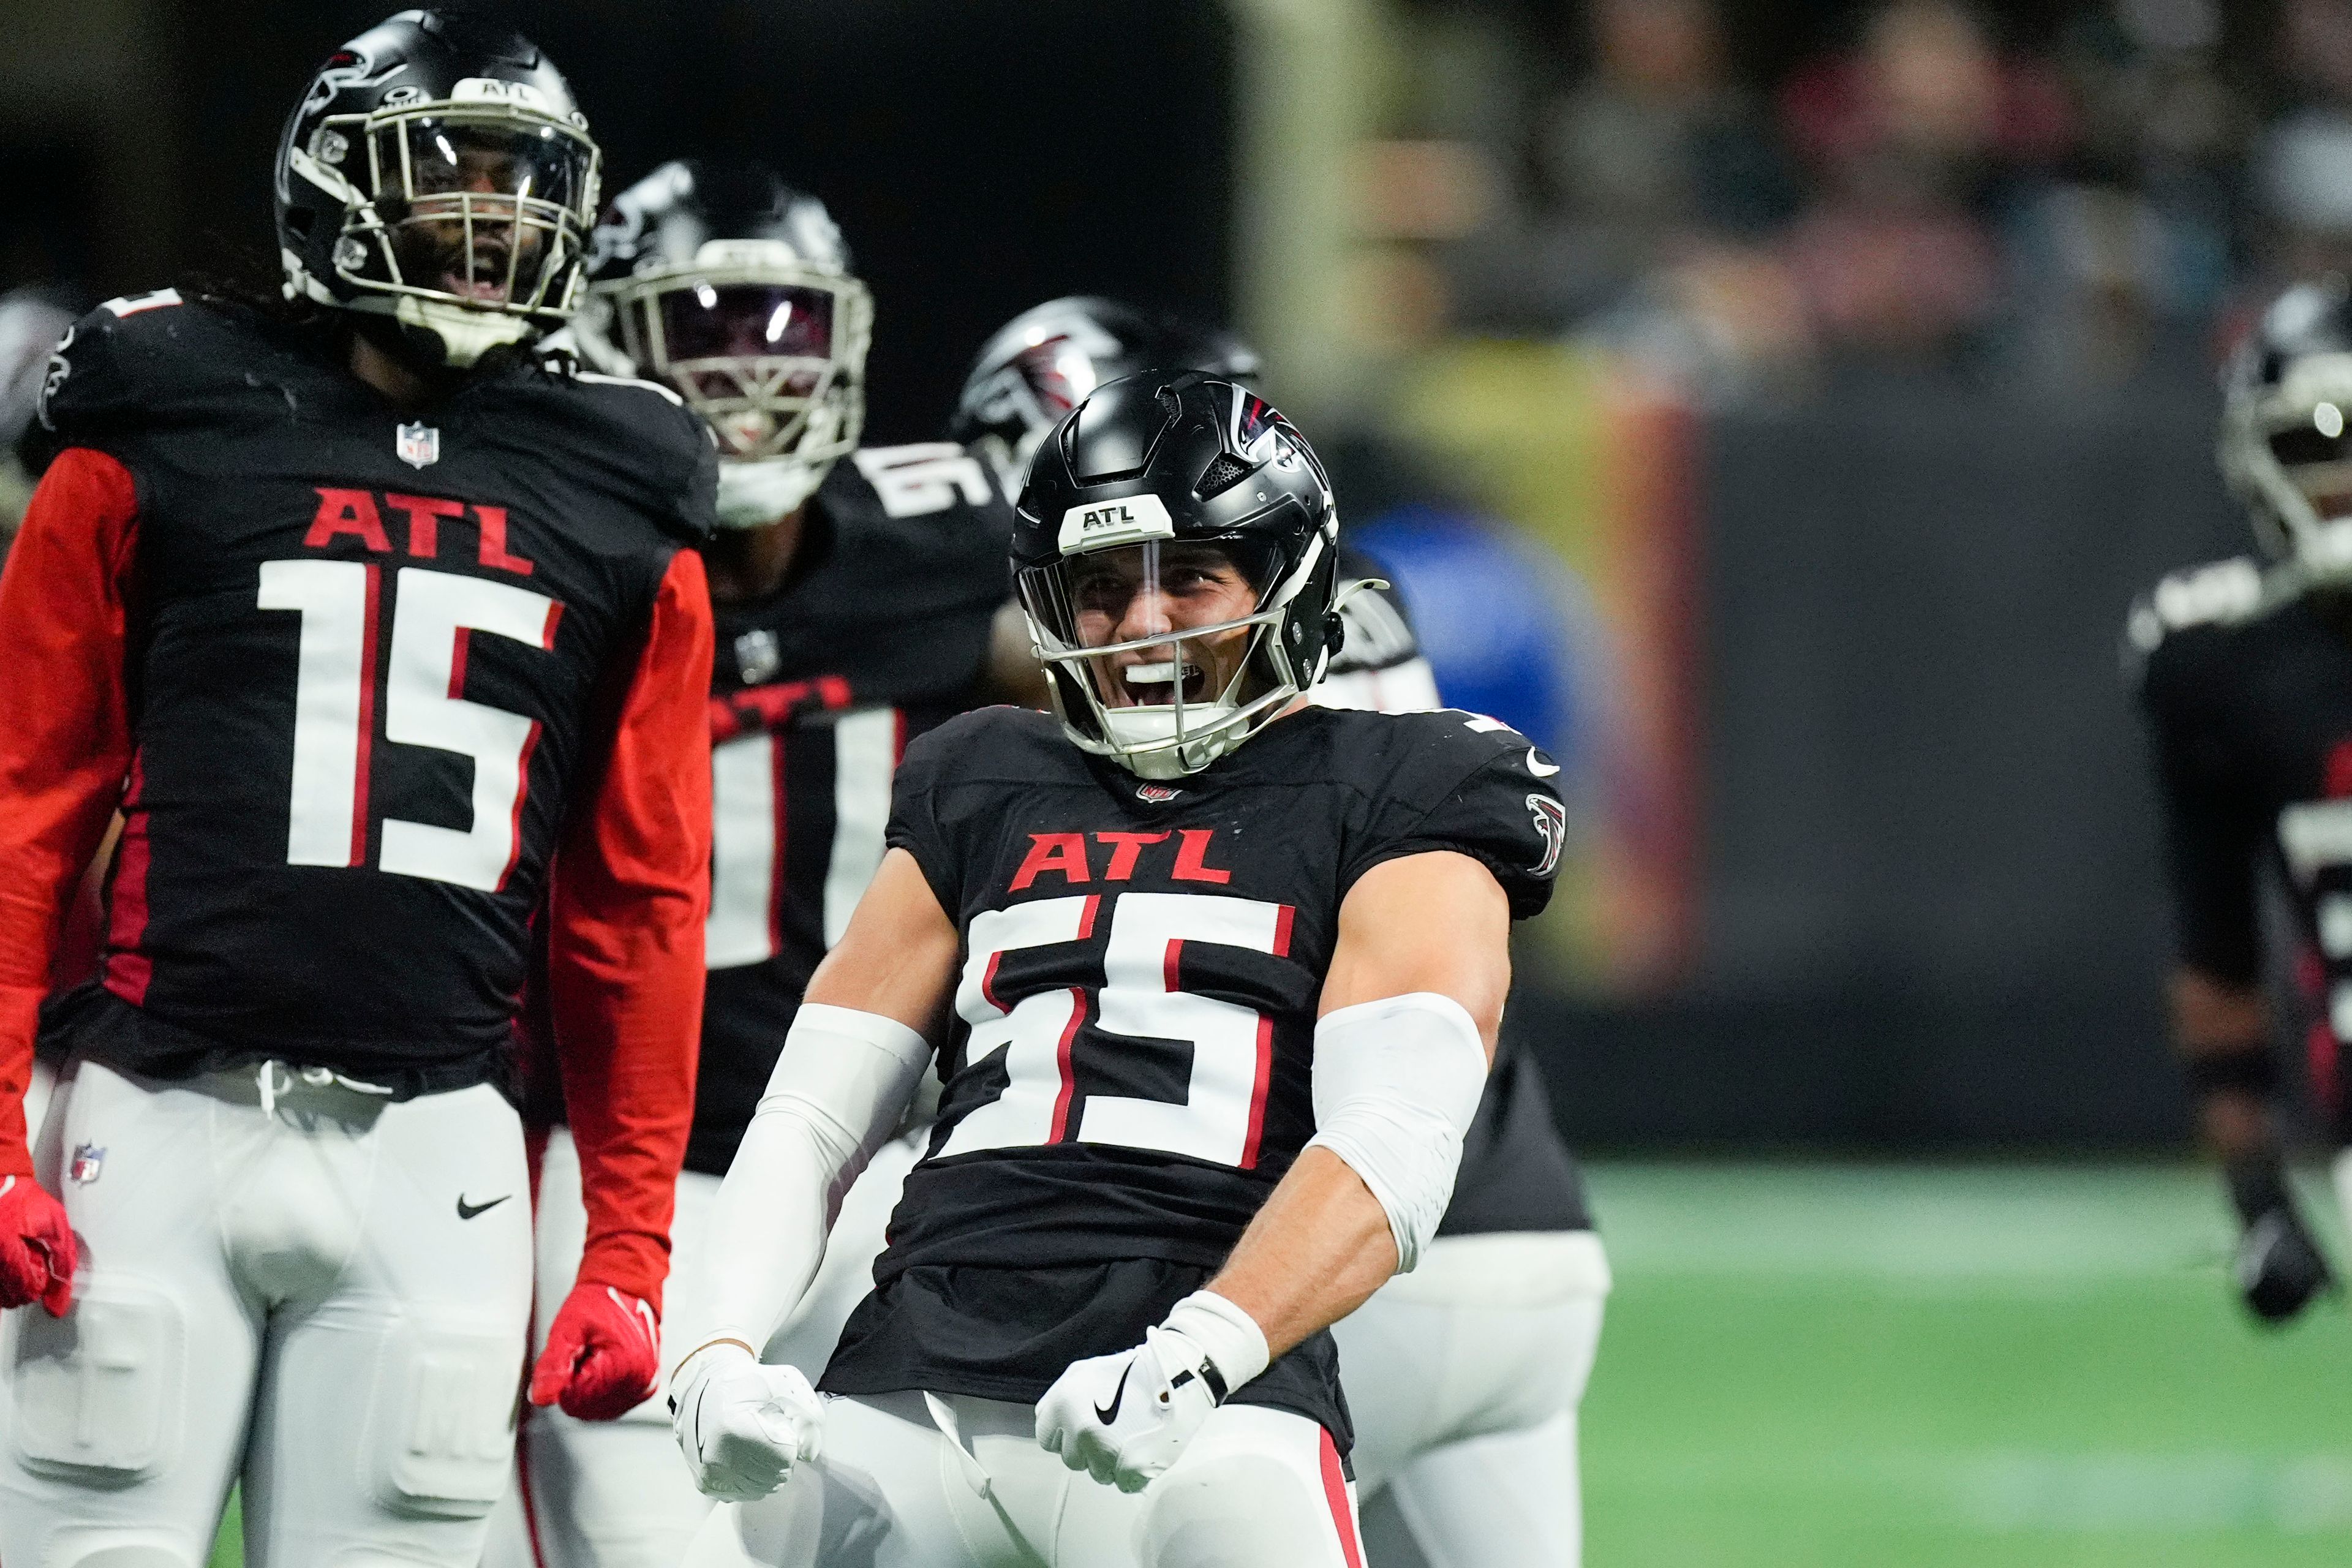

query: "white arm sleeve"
xmin=696 ymin=1003 xmax=931 ymax=1360
xmin=1300 ymin=992 xmax=1488 ymax=1273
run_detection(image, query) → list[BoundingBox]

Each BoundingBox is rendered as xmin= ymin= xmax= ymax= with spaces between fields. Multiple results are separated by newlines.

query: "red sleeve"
xmin=545 ymin=547 xmax=715 ymax=1311
xmin=0 ymin=450 xmax=139 ymax=1176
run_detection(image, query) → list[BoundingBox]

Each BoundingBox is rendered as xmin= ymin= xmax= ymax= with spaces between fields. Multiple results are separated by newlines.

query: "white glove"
xmin=669 ymin=1340 xmax=825 ymax=1501
xmin=1035 ymin=1291 xmax=1268 ymax=1493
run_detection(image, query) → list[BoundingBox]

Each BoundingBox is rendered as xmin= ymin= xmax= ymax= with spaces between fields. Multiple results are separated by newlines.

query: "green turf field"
xmin=1571 ymin=1162 xmax=2352 ymax=1568
xmin=207 ymin=1161 xmax=2352 ymax=1567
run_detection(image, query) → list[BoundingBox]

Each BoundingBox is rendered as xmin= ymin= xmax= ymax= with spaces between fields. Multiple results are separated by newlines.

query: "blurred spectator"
xmin=2253 ymin=0 xmax=2352 ymax=277
xmin=1777 ymin=0 xmax=2068 ymax=363
xmin=1537 ymin=0 xmax=1798 ymax=289
xmin=1999 ymin=0 xmax=2237 ymax=390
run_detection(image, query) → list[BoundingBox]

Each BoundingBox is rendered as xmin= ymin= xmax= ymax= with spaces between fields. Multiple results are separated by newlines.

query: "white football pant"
xmin=684 ymin=1390 xmax=1363 ymax=1568
xmin=484 ymin=1128 xmax=924 ymax=1567
xmin=1332 ymin=1229 xmax=1608 ymax=1568
xmin=0 ymin=1055 xmax=532 ymax=1568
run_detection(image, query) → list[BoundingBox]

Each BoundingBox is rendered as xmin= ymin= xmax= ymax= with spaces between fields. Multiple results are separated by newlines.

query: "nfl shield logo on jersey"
xmin=734 ymin=628 xmax=782 ymax=685
xmin=69 ymin=1144 xmax=105 ymax=1185
xmin=1136 ymin=783 xmax=1183 ymax=804
xmin=395 ymin=420 xmax=441 ymax=470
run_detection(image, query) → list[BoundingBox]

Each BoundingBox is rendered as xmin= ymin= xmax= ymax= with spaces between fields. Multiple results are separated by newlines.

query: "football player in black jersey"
xmin=954 ymin=296 xmax=1607 ymax=1567
xmin=2131 ymin=277 xmax=2352 ymax=1324
xmin=665 ymin=372 xmax=1565 ymax=1567
xmin=489 ymin=160 xmax=1026 ymax=1564
xmin=0 ymin=14 xmax=717 ymax=1566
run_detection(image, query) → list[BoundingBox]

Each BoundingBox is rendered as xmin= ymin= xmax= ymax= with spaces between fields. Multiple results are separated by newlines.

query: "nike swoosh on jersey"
xmin=1525 ymin=748 xmax=1561 ymax=777
xmin=456 ymin=1194 xmax=512 ymax=1221
xmin=1095 ymin=1363 xmax=1134 ymax=1426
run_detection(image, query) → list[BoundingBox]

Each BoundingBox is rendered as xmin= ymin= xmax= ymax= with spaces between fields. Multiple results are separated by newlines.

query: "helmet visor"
xmin=656 ymin=282 xmax=835 ymax=366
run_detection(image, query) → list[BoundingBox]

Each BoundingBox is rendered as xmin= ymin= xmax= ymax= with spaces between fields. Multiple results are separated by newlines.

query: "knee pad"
xmin=360 ymin=1316 xmax=524 ymax=1518
xmin=9 ymin=1280 xmax=186 ymax=1482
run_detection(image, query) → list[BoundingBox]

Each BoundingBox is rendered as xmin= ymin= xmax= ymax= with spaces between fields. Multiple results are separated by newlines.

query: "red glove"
xmin=529 ymin=1282 xmax=660 ymax=1421
xmin=0 ymin=1174 xmax=75 ymax=1316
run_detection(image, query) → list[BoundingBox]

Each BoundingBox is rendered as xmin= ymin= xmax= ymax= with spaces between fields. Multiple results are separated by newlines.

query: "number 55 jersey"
xmin=820 ymin=701 xmax=1566 ymax=1441
xmin=1 ymin=292 xmax=717 ymax=1120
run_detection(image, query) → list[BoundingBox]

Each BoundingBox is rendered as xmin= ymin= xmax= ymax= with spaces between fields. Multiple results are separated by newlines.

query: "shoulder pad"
xmin=36 ymin=290 xmax=194 ymax=442
xmin=2125 ymin=557 xmax=2266 ymax=655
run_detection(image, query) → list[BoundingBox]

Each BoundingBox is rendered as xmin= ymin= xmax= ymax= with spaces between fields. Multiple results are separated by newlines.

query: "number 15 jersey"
xmin=1 ymin=292 xmax=717 ymax=1111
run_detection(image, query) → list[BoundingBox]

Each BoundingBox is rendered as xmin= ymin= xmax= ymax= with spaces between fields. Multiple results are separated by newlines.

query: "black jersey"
xmin=2133 ymin=557 xmax=2352 ymax=1088
xmin=26 ymin=291 xmax=715 ymax=1093
xmin=819 ymin=702 xmax=1565 ymax=1429
xmin=692 ymin=442 xmax=1009 ymax=1175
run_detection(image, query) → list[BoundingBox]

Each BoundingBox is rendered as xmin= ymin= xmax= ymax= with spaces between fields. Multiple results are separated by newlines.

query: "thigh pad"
xmin=360 ymin=1315 xmax=524 ymax=1518
xmin=10 ymin=1279 xmax=186 ymax=1482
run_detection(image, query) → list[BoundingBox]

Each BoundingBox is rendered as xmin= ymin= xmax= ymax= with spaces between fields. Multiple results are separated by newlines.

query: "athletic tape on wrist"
xmin=1162 ymin=1289 xmax=1270 ymax=1396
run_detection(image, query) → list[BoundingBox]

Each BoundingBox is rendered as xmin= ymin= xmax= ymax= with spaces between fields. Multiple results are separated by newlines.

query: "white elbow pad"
xmin=1300 ymin=992 xmax=1488 ymax=1273
xmin=755 ymin=1003 xmax=932 ymax=1181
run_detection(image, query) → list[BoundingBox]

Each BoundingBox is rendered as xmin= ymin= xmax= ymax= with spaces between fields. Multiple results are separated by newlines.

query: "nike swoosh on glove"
xmin=1036 ymin=1325 xmax=1225 ymax=1493
xmin=0 ymin=1175 xmax=75 ymax=1316
xmin=530 ymin=1283 xmax=661 ymax=1420
xmin=669 ymin=1341 xmax=825 ymax=1501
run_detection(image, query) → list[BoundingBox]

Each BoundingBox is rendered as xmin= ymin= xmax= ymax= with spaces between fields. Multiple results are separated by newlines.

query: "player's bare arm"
xmin=1208 ymin=848 xmax=1510 ymax=1357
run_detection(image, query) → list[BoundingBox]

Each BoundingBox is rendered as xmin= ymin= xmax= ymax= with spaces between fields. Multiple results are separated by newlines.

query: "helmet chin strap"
xmin=717 ymin=456 xmax=837 ymax=529
xmin=390 ymin=294 xmax=538 ymax=369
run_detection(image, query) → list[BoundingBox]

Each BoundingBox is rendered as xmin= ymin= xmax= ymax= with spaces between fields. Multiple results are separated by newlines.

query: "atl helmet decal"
xmin=1526 ymin=793 xmax=1567 ymax=878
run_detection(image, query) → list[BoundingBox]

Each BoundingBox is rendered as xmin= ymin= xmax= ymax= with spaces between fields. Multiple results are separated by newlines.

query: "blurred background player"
xmin=670 ymin=370 xmax=1565 ymax=1567
xmin=493 ymin=159 xmax=1028 ymax=1565
xmin=956 ymin=295 xmax=1610 ymax=1568
xmin=0 ymin=12 xmax=715 ymax=1565
xmin=2129 ymin=276 xmax=2352 ymax=1324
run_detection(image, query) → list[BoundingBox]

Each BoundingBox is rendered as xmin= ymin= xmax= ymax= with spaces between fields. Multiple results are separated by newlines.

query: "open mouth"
xmin=1117 ymin=658 xmax=1208 ymax=707
xmin=437 ymin=254 xmax=514 ymax=303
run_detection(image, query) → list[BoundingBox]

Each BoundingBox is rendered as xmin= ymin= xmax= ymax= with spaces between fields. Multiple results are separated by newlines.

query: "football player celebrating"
xmin=2131 ymin=277 xmax=2352 ymax=1324
xmin=497 ymin=161 xmax=1020 ymax=1564
xmin=669 ymin=372 xmax=1565 ymax=1567
xmin=0 ymin=13 xmax=716 ymax=1567
xmin=959 ymin=296 xmax=1610 ymax=1567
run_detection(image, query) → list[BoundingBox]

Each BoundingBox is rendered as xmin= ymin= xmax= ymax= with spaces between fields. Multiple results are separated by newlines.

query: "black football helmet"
xmin=1013 ymin=372 xmax=1340 ymax=779
xmin=953 ymin=297 xmax=1262 ymax=494
xmin=2222 ymin=277 xmax=2352 ymax=573
xmin=573 ymin=160 xmax=872 ymax=527
xmin=276 ymin=9 xmax=601 ymax=368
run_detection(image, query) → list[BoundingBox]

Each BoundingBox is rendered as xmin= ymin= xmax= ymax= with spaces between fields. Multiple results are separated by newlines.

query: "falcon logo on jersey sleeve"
xmin=1527 ymin=794 xmax=1567 ymax=877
